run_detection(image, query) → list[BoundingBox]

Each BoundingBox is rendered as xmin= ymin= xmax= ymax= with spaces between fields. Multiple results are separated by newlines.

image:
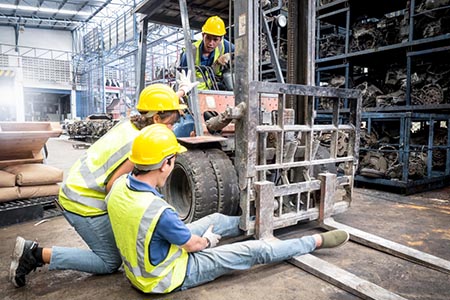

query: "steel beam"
xmin=290 ymin=254 xmax=408 ymax=300
xmin=136 ymin=16 xmax=148 ymax=97
xmin=323 ymin=218 xmax=450 ymax=275
xmin=179 ymin=0 xmax=203 ymax=136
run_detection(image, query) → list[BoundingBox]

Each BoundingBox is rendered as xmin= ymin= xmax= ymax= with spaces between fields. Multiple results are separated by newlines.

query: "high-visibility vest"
xmin=58 ymin=120 xmax=140 ymax=216
xmin=106 ymin=175 xmax=189 ymax=293
xmin=192 ymin=39 xmax=224 ymax=90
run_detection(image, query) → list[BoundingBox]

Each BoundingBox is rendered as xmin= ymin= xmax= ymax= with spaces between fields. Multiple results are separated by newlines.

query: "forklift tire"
xmin=205 ymin=148 xmax=240 ymax=216
xmin=162 ymin=150 xmax=218 ymax=223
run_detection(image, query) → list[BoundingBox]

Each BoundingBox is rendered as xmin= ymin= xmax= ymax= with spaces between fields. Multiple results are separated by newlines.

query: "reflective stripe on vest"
xmin=60 ymin=184 xmax=106 ymax=210
xmin=193 ymin=40 xmax=224 ymax=89
xmin=59 ymin=120 xmax=139 ymax=216
xmin=78 ymin=141 xmax=133 ymax=192
xmin=106 ymin=176 xmax=189 ymax=293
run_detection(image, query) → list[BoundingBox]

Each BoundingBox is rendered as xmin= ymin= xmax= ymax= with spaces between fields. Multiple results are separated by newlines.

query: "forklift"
xmin=133 ymin=1 xmax=450 ymax=298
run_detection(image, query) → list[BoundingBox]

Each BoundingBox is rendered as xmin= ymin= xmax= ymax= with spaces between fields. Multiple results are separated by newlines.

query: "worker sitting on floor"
xmin=9 ymin=80 xmax=198 ymax=288
xmin=105 ymin=124 xmax=350 ymax=294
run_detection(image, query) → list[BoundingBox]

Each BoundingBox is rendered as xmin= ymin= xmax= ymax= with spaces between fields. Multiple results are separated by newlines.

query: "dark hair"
xmin=130 ymin=110 xmax=180 ymax=130
xmin=130 ymin=114 xmax=154 ymax=130
xmin=159 ymin=110 xmax=181 ymax=125
xmin=132 ymin=166 xmax=151 ymax=176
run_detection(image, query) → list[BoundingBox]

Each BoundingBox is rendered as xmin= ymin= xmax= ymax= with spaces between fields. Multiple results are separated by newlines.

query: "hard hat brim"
xmin=177 ymin=144 xmax=187 ymax=154
xmin=202 ymin=30 xmax=226 ymax=37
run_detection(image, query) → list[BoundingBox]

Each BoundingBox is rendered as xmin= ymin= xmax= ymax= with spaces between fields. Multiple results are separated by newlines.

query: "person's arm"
xmin=181 ymin=234 xmax=209 ymax=252
xmin=182 ymin=224 xmax=221 ymax=252
xmin=179 ymin=52 xmax=187 ymax=67
xmin=105 ymin=159 xmax=134 ymax=193
xmin=176 ymin=69 xmax=199 ymax=97
xmin=176 ymin=90 xmax=186 ymax=98
xmin=157 ymin=209 xmax=208 ymax=252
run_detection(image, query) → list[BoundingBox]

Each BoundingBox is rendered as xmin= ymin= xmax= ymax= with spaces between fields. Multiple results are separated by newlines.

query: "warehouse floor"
xmin=1 ymin=137 xmax=449 ymax=300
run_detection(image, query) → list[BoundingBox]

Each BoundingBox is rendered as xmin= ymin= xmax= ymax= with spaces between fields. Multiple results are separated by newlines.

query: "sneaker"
xmin=318 ymin=230 xmax=350 ymax=249
xmin=10 ymin=236 xmax=43 ymax=287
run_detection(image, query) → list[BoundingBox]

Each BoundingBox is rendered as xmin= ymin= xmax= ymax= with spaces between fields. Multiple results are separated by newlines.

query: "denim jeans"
xmin=181 ymin=213 xmax=317 ymax=290
xmin=49 ymin=211 xmax=122 ymax=274
xmin=172 ymin=113 xmax=195 ymax=138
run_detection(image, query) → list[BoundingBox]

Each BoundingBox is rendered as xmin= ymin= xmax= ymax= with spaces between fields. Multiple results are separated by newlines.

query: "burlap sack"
xmin=0 ymin=170 xmax=16 ymax=187
xmin=0 ymin=186 xmax=20 ymax=202
xmin=3 ymin=164 xmax=63 ymax=186
xmin=19 ymin=184 xmax=60 ymax=199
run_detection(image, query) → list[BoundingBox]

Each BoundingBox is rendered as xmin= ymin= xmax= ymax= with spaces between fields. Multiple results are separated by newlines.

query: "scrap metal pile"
xmin=318 ymin=61 xmax=450 ymax=109
xmin=357 ymin=125 xmax=448 ymax=180
xmin=319 ymin=33 xmax=345 ymax=58
xmin=318 ymin=0 xmax=450 ymax=108
xmin=319 ymin=0 xmax=449 ymax=55
xmin=355 ymin=62 xmax=450 ymax=108
xmin=66 ymin=118 xmax=118 ymax=143
xmin=414 ymin=0 xmax=450 ymax=39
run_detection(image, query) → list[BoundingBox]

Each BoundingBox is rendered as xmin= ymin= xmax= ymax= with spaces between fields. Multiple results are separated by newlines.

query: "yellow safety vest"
xmin=106 ymin=175 xmax=189 ymax=293
xmin=193 ymin=39 xmax=224 ymax=90
xmin=58 ymin=120 xmax=140 ymax=216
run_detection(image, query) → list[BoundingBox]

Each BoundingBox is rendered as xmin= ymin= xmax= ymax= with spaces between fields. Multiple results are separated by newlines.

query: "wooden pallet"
xmin=0 ymin=122 xmax=62 ymax=168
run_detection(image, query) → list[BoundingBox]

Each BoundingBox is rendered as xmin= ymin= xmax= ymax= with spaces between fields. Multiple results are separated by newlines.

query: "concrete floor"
xmin=1 ymin=137 xmax=449 ymax=300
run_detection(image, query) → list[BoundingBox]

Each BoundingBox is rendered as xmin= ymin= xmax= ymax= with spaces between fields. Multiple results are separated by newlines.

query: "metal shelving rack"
xmin=315 ymin=0 xmax=450 ymax=193
xmin=357 ymin=112 xmax=450 ymax=194
xmin=316 ymin=0 xmax=450 ymax=110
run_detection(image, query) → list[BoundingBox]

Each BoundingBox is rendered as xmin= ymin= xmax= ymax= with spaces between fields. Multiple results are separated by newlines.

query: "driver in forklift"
xmin=175 ymin=16 xmax=234 ymax=137
xmin=179 ymin=15 xmax=234 ymax=91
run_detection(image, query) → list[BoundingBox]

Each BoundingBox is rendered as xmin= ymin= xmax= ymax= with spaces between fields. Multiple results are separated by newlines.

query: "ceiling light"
xmin=0 ymin=4 xmax=91 ymax=16
xmin=276 ymin=14 xmax=287 ymax=28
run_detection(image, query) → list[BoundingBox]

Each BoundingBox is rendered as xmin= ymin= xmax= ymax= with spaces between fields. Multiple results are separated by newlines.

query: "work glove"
xmin=216 ymin=53 xmax=231 ymax=66
xmin=202 ymin=225 xmax=221 ymax=248
xmin=176 ymin=70 xmax=200 ymax=95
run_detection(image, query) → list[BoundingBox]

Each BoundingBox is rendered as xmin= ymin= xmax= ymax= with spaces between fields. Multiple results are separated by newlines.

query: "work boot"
xmin=10 ymin=236 xmax=43 ymax=287
xmin=318 ymin=230 xmax=349 ymax=249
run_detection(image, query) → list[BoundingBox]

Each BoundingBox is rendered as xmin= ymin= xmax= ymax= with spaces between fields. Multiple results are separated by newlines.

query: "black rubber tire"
xmin=205 ymin=148 xmax=240 ymax=216
xmin=162 ymin=150 xmax=218 ymax=223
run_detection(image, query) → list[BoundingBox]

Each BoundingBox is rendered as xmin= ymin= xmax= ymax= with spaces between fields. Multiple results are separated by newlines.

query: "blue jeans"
xmin=172 ymin=113 xmax=195 ymax=138
xmin=49 ymin=211 xmax=122 ymax=274
xmin=181 ymin=213 xmax=317 ymax=290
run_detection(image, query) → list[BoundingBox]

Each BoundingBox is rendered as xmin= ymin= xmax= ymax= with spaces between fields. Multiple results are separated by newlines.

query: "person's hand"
xmin=177 ymin=70 xmax=199 ymax=95
xmin=216 ymin=53 xmax=231 ymax=66
xmin=202 ymin=225 xmax=221 ymax=248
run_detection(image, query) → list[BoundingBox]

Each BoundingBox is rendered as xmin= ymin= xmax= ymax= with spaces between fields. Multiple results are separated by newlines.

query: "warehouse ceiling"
xmin=0 ymin=0 xmax=135 ymax=31
xmin=134 ymin=0 xmax=230 ymax=31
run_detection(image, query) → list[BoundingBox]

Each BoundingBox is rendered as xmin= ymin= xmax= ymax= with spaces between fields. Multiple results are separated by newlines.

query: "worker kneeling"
xmin=106 ymin=124 xmax=350 ymax=294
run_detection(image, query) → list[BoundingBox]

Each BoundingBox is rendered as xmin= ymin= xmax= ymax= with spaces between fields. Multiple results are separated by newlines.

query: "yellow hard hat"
xmin=202 ymin=16 xmax=226 ymax=36
xmin=136 ymin=83 xmax=187 ymax=112
xmin=129 ymin=124 xmax=187 ymax=169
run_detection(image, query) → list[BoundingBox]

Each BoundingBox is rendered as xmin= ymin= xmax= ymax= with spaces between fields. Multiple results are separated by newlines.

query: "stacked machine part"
xmin=315 ymin=0 xmax=450 ymax=193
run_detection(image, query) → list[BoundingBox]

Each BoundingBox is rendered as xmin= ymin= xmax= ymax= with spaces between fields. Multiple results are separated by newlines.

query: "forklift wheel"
xmin=162 ymin=150 xmax=219 ymax=223
xmin=206 ymin=148 xmax=239 ymax=216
